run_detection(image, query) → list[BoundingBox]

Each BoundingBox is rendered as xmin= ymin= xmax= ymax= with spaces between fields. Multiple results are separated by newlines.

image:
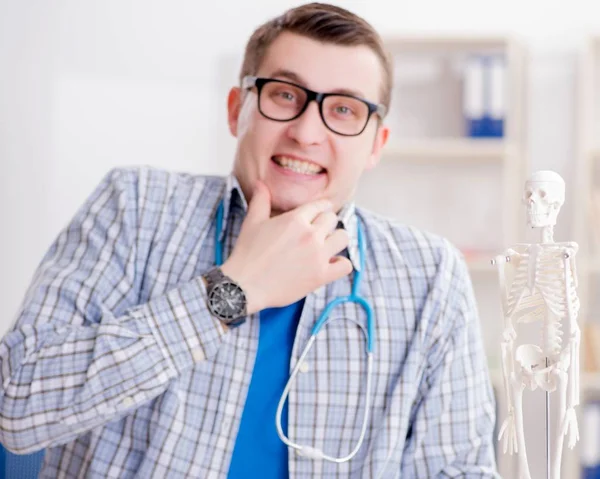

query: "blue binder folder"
xmin=582 ymin=401 xmax=600 ymax=478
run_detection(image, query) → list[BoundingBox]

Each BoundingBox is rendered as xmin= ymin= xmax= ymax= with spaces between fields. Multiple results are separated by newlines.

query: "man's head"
xmin=227 ymin=2 xmax=392 ymax=215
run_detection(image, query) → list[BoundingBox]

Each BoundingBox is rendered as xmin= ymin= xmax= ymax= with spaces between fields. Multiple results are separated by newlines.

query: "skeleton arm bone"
xmin=567 ymin=242 xmax=579 ymax=288
xmin=561 ymin=249 xmax=580 ymax=448
xmin=493 ymin=249 xmax=522 ymax=454
xmin=563 ymin=249 xmax=580 ymax=408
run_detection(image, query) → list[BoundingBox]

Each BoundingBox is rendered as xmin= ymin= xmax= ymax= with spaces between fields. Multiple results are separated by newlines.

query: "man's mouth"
xmin=271 ymin=155 xmax=325 ymax=175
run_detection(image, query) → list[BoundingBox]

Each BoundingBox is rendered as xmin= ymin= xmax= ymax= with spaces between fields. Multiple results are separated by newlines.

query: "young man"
xmin=0 ymin=3 xmax=499 ymax=478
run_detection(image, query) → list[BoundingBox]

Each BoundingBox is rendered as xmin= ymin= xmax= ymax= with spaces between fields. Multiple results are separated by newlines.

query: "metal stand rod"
xmin=546 ymin=390 xmax=550 ymax=479
xmin=546 ymin=357 xmax=550 ymax=479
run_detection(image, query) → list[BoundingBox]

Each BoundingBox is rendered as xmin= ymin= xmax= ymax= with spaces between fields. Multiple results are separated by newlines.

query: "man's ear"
xmin=227 ymin=87 xmax=242 ymax=137
xmin=366 ymin=123 xmax=390 ymax=170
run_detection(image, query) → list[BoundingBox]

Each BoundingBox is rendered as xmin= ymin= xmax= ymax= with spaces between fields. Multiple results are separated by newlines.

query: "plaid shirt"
xmin=0 ymin=167 xmax=499 ymax=478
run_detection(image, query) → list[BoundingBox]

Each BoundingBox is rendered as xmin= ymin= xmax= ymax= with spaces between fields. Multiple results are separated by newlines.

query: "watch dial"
xmin=209 ymin=281 xmax=245 ymax=319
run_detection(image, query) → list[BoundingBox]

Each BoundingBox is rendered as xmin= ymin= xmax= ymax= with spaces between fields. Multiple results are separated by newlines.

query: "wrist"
xmin=220 ymin=259 xmax=263 ymax=315
xmin=202 ymin=266 xmax=248 ymax=327
xmin=200 ymin=276 xmax=229 ymax=331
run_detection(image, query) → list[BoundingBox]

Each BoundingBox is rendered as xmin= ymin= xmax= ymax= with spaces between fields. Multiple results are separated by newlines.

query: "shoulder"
xmin=98 ymin=165 xmax=224 ymax=194
xmin=554 ymin=241 xmax=579 ymax=255
xmin=94 ymin=165 xmax=225 ymax=211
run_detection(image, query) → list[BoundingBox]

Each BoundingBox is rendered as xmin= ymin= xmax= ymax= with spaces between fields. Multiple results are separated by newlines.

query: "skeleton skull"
xmin=522 ymin=170 xmax=565 ymax=227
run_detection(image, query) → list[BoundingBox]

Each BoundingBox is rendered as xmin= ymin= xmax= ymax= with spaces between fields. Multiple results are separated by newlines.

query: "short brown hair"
xmin=239 ymin=3 xmax=393 ymax=114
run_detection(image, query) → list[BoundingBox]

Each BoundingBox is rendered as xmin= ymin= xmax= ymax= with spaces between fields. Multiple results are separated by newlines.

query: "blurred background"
xmin=2 ymin=0 xmax=600 ymax=477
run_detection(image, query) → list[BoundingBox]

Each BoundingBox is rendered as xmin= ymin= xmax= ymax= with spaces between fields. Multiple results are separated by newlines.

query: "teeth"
xmin=274 ymin=156 xmax=323 ymax=175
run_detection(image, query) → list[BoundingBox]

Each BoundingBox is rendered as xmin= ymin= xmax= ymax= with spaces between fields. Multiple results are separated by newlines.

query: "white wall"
xmin=1 ymin=0 xmax=599 ymax=475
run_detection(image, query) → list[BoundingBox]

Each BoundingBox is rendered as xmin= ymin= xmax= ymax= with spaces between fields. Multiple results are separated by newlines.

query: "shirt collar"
xmin=218 ymin=173 xmax=361 ymax=272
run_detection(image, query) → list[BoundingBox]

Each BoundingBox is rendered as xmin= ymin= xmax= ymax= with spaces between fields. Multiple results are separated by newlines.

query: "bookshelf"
xmin=356 ymin=34 xmax=527 ymax=266
xmin=353 ymin=34 xmax=527 ymax=478
xmin=576 ymin=37 xmax=600 ymax=323
xmin=566 ymin=35 xmax=600 ymax=479
xmin=382 ymin=137 xmax=513 ymax=161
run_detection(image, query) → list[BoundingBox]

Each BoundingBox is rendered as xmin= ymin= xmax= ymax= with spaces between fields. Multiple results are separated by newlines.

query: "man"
xmin=0 ymin=3 xmax=499 ymax=478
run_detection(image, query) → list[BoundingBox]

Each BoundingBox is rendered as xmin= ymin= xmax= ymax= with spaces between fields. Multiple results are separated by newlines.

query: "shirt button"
xmin=192 ymin=348 xmax=204 ymax=362
xmin=299 ymin=362 xmax=309 ymax=373
xmin=122 ymin=396 xmax=135 ymax=407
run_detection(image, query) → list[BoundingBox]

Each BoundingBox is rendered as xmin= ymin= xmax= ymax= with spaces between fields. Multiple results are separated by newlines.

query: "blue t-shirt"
xmin=227 ymin=299 xmax=305 ymax=478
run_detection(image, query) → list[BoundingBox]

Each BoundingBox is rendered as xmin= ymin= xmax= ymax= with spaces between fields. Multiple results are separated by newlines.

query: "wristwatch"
xmin=202 ymin=267 xmax=247 ymax=327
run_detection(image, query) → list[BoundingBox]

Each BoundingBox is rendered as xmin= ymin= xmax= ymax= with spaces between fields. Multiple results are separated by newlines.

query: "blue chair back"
xmin=0 ymin=444 xmax=44 ymax=479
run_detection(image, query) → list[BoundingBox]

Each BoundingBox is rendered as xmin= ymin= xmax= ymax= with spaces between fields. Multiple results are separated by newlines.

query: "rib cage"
xmin=505 ymin=245 xmax=580 ymax=358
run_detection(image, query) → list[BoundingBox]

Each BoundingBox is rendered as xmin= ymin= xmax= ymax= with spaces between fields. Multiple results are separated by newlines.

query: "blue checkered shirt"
xmin=0 ymin=167 xmax=499 ymax=478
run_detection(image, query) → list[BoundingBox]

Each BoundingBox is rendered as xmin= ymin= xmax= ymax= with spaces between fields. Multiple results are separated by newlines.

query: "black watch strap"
xmin=203 ymin=267 xmax=247 ymax=327
xmin=203 ymin=266 xmax=227 ymax=288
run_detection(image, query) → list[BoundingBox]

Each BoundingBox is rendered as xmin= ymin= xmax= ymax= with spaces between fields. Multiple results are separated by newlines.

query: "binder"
xmin=581 ymin=401 xmax=600 ymax=478
xmin=463 ymin=55 xmax=505 ymax=138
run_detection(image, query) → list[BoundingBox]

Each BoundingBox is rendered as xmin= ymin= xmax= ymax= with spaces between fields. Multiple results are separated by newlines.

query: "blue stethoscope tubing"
xmin=215 ymin=199 xmax=375 ymax=463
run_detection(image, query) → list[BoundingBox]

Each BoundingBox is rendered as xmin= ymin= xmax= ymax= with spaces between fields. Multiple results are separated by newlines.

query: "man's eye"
xmin=277 ymin=91 xmax=295 ymax=101
xmin=331 ymin=104 xmax=357 ymax=118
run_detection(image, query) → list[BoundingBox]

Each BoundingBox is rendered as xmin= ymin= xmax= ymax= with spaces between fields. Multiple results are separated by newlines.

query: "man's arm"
xmin=400 ymin=244 xmax=500 ymax=478
xmin=0 ymin=168 xmax=227 ymax=454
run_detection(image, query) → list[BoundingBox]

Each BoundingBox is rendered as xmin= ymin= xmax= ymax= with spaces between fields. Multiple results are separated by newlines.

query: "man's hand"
xmin=220 ymin=181 xmax=353 ymax=315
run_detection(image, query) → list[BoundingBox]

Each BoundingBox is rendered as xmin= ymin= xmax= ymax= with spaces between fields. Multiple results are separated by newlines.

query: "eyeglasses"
xmin=242 ymin=76 xmax=387 ymax=137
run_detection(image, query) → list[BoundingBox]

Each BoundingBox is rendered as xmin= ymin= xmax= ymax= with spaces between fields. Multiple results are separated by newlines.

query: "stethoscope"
xmin=214 ymin=199 xmax=375 ymax=463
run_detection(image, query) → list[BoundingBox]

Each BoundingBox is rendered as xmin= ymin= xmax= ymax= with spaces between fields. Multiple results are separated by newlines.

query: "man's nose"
xmin=286 ymin=101 xmax=328 ymax=145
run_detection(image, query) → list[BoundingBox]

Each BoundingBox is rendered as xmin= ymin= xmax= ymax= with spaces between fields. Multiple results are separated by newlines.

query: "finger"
xmin=498 ymin=422 xmax=507 ymax=441
xmin=312 ymin=211 xmax=339 ymax=238
xmin=294 ymin=198 xmax=333 ymax=223
xmin=324 ymin=229 xmax=350 ymax=257
xmin=325 ymin=256 xmax=353 ymax=282
xmin=245 ymin=180 xmax=271 ymax=225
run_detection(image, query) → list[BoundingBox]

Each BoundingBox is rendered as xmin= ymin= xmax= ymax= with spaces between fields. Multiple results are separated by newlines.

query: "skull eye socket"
xmin=525 ymin=190 xmax=533 ymax=199
xmin=540 ymin=190 xmax=547 ymax=198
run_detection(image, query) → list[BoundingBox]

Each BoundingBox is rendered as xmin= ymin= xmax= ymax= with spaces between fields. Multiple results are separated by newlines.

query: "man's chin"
xmin=269 ymin=201 xmax=298 ymax=217
xmin=269 ymin=196 xmax=311 ymax=216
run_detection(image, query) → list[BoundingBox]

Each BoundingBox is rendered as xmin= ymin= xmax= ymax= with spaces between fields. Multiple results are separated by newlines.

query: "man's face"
xmin=227 ymin=32 xmax=389 ymax=215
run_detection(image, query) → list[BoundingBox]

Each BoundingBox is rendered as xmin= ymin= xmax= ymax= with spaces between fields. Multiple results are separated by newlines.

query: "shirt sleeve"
xmin=400 ymin=242 xmax=501 ymax=478
xmin=0 ymin=168 xmax=227 ymax=454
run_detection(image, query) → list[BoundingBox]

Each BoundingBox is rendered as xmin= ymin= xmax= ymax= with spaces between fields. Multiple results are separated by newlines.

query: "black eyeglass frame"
xmin=241 ymin=75 xmax=387 ymax=137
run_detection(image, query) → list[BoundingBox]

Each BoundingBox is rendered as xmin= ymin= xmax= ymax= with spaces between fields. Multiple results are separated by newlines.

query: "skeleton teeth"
xmin=274 ymin=156 xmax=323 ymax=175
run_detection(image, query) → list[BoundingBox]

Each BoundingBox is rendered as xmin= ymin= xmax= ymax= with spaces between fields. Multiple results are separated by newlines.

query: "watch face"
xmin=208 ymin=280 xmax=246 ymax=320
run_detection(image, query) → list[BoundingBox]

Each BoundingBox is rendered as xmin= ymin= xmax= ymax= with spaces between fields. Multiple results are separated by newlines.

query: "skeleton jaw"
xmin=527 ymin=207 xmax=558 ymax=228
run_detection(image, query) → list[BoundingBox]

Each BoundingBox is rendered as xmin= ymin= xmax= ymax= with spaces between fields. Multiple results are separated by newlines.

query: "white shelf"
xmin=383 ymin=138 xmax=512 ymax=161
xmin=385 ymin=34 xmax=513 ymax=53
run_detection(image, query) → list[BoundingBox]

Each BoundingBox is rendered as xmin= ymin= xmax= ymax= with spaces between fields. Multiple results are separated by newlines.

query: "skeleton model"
xmin=492 ymin=171 xmax=580 ymax=479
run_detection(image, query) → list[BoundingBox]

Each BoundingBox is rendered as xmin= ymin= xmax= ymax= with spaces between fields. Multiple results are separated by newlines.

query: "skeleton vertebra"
xmin=492 ymin=171 xmax=580 ymax=479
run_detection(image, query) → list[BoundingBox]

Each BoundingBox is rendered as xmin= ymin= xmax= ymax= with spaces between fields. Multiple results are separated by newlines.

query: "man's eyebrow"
xmin=269 ymin=68 xmax=367 ymax=99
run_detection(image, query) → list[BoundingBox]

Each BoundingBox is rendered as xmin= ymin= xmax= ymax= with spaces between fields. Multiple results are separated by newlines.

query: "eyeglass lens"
xmin=258 ymin=81 xmax=370 ymax=136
